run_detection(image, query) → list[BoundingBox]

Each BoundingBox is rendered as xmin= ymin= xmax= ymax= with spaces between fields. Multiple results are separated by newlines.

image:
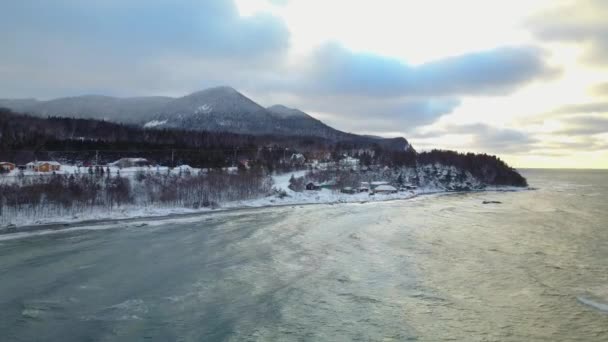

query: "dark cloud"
xmin=300 ymin=43 xmax=556 ymax=97
xmin=0 ymin=0 xmax=289 ymax=61
xmin=0 ymin=0 xmax=290 ymax=97
xmin=288 ymin=96 xmax=460 ymax=134
xmin=528 ymin=0 xmax=608 ymax=65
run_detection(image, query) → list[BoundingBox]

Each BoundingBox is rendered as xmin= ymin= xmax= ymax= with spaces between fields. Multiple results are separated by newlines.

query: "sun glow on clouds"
xmin=238 ymin=0 xmax=552 ymax=63
xmin=237 ymin=0 xmax=608 ymax=169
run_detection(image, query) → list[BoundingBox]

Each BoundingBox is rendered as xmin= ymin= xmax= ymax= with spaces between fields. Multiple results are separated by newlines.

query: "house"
xmin=306 ymin=182 xmax=321 ymax=191
xmin=402 ymin=184 xmax=418 ymax=190
xmin=291 ymin=153 xmax=306 ymax=164
xmin=319 ymin=180 xmax=336 ymax=189
xmin=0 ymin=162 xmax=16 ymax=172
xmin=26 ymin=161 xmax=61 ymax=172
xmin=374 ymin=185 xmax=398 ymax=194
xmin=110 ymin=158 xmax=150 ymax=168
xmin=341 ymin=187 xmax=356 ymax=194
xmin=371 ymin=181 xmax=389 ymax=190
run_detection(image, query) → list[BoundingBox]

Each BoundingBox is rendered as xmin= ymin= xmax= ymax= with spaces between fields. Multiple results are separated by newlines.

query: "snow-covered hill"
xmin=151 ymin=86 xmax=279 ymax=134
xmin=0 ymin=86 xmax=411 ymax=149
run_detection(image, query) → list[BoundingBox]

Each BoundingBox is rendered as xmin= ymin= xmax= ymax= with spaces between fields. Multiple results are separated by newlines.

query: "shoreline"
xmin=0 ymin=186 xmax=530 ymax=238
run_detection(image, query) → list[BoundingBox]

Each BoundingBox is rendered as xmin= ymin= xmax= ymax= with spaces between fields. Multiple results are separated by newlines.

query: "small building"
xmin=0 ymin=162 xmax=16 ymax=172
xmin=358 ymin=182 xmax=370 ymax=192
xmin=374 ymin=185 xmax=398 ymax=194
xmin=371 ymin=181 xmax=389 ymax=189
xmin=110 ymin=158 xmax=150 ymax=169
xmin=402 ymin=184 xmax=418 ymax=190
xmin=306 ymin=182 xmax=321 ymax=191
xmin=319 ymin=180 xmax=336 ymax=190
xmin=26 ymin=161 xmax=61 ymax=172
xmin=291 ymin=153 xmax=306 ymax=164
xmin=341 ymin=187 xmax=356 ymax=194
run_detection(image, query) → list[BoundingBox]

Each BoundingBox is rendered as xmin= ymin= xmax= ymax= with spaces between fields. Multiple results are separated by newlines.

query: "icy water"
xmin=0 ymin=169 xmax=607 ymax=341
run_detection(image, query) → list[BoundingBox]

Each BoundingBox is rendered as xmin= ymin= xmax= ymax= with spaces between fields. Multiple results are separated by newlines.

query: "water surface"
xmin=0 ymin=169 xmax=607 ymax=341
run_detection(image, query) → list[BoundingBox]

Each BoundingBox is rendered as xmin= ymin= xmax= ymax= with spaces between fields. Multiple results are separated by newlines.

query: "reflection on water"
xmin=0 ymin=169 xmax=606 ymax=341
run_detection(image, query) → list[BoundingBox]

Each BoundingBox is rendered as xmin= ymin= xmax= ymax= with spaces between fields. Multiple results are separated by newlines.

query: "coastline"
xmin=0 ymin=185 xmax=530 ymax=238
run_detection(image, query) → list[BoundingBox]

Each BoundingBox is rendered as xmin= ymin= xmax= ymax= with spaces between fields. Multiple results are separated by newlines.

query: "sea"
xmin=0 ymin=169 xmax=606 ymax=341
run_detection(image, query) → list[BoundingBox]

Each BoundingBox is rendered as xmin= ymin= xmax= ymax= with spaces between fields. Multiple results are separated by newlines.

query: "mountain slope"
xmin=0 ymin=87 xmax=411 ymax=150
xmin=151 ymin=87 xmax=279 ymax=134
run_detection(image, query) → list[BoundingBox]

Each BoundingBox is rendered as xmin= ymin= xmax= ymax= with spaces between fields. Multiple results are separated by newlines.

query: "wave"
xmin=577 ymin=296 xmax=608 ymax=313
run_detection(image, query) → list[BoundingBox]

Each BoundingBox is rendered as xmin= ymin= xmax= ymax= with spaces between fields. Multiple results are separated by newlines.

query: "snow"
xmin=0 ymin=167 xmax=528 ymax=231
xmin=0 ymin=164 xmax=202 ymax=184
xmin=375 ymin=185 xmax=397 ymax=192
xmin=143 ymin=120 xmax=167 ymax=128
xmin=195 ymin=104 xmax=212 ymax=114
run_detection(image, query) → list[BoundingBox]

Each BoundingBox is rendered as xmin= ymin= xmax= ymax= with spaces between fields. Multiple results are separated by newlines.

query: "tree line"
xmin=0 ymin=107 xmax=527 ymax=187
xmin=0 ymin=167 xmax=273 ymax=225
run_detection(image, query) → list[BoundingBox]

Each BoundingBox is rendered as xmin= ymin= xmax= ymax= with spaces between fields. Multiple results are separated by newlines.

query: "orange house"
xmin=0 ymin=162 xmax=16 ymax=171
xmin=26 ymin=161 xmax=61 ymax=172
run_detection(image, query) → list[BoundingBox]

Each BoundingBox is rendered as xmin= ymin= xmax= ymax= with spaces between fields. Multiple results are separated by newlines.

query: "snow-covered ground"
xmin=0 ymin=170 xmax=524 ymax=230
xmin=0 ymin=164 xmax=231 ymax=183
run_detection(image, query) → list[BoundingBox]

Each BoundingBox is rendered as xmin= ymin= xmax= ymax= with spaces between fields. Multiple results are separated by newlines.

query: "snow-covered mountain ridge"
xmin=0 ymin=86 xmax=411 ymax=150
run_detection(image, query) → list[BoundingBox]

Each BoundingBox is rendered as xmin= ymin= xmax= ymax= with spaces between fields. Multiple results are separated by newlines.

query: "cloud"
xmin=0 ymin=0 xmax=558 ymax=139
xmin=268 ymin=0 xmax=289 ymax=6
xmin=299 ymin=43 xmax=555 ymax=97
xmin=253 ymin=42 xmax=554 ymax=134
xmin=411 ymin=124 xmax=539 ymax=154
xmin=553 ymin=102 xmax=608 ymax=114
xmin=0 ymin=0 xmax=289 ymax=61
xmin=591 ymin=83 xmax=608 ymax=96
xmin=310 ymin=97 xmax=461 ymax=134
xmin=557 ymin=115 xmax=608 ymax=135
xmin=528 ymin=0 xmax=608 ymax=65
xmin=0 ymin=0 xmax=290 ymax=97
xmin=537 ymin=136 xmax=608 ymax=152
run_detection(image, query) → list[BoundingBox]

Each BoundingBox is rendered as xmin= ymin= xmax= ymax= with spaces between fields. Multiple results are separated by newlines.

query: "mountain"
xmin=0 ymin=86 xmax=411 ymax=150
xmin=266 ymin=105 xmax=342 ymax=138
xmin=150 ymin=87 xmax=279 ymax=135
xmin=0 ymin=95 xmax=172 ymax=124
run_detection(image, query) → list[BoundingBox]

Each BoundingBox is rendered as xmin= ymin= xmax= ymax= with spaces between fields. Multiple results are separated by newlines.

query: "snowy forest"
xmin=0 ymin=108 xmax=527 ymax=225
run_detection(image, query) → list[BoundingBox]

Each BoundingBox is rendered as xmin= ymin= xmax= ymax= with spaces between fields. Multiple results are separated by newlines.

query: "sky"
xmin=1 ymin=0 xmax=607 ymax=169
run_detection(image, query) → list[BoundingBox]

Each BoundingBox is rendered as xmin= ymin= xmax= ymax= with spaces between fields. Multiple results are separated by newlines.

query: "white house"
xmin=110 ymin=158 xmax=150 ymax=168
xmin=370 ymin=181 xmax=389 ymax=189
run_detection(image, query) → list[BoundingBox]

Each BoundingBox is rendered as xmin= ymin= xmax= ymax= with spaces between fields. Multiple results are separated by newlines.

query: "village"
xmin=0 ymin=153 xmax=421 ymax=197
xmin=0 ymin=146 xmax=500 ymax=229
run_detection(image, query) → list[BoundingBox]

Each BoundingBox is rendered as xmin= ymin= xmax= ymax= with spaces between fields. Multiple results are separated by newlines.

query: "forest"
xmin=0 ymin=108 xmax=408 ymax=171
xmin=0 ymin=167 xmax=273 ymax=226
